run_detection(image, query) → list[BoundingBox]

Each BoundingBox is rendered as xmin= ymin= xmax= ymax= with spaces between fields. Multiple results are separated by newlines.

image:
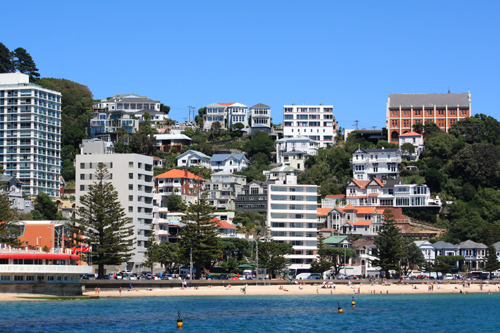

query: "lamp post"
xmin=253 ymin=239 xmax=259 ymax=286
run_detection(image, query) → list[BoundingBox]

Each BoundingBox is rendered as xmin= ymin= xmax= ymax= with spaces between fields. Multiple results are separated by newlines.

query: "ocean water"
xmin=0 ymin=293 xmax=499 ymax=332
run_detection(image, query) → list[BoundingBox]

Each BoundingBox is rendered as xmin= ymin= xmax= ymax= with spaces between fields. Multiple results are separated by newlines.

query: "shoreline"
xmin=1 ymin=281 xmax=498 ymax=301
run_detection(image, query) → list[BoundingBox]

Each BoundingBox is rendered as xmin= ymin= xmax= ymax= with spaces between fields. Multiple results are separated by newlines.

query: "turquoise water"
xmin=1 ymin=293 xmax=499 ymax=332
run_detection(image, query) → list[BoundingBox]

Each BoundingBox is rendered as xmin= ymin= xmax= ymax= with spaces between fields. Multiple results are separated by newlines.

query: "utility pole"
xmin=190 ymin=245 xmax=193 ymax=281
xmin=188 ymin=106 xmax=195 ymax=122
xmin=353 ymin=120 xmax=359 ymax=130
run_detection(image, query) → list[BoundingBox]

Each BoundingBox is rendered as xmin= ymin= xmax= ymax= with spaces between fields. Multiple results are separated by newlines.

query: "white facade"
xmin=75 ymin=153 xmax=154 ymax=272
xmin=283 ymin=105 xmax=336 ymax=148
xmin=351 ymin=147 xmax=402 ymax=180
xmin=250 ymin=103 xmax=271 ymax=131
xmin=176 ymin=150 xmax=211 ymax=168
xmin=415 ymin=241 xmax=436 ymax=263
xmin=204 ymin=172 xmax=247 ymax=211
xmin=275 ymin=136 xmax=318 ymax=169
xmin=0 ymin=73 xmax=62 ymax=198
xmin=203 ymin=102 xmax=249 ymax=130
xmin=210 ymin=154 xmax=249 ymax=174
xmin=267 ymin=175 xmax=318 ymax=269
xmin=399 ymin=131 xmax=424 ymax=160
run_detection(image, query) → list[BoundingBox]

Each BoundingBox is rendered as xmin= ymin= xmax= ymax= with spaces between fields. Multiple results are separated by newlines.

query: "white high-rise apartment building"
xmin=267 ymin=175 xmax=318 ymax=269
xmin=283 ymin=105 xmax=336 ymax=148
xmin=0 ymin=73 xmax=62 ymax=197
xmin=75 ymin=144 xmax=154 ymax=272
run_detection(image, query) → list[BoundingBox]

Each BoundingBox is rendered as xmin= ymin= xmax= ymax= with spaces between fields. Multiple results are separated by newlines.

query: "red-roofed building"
xmin=155 ymin=169 xmax=205 ymax=207
xmin=399 ymin=131 xmax=424 ymax=160
xmin=212 ymin=218 xmax=238 ymax=238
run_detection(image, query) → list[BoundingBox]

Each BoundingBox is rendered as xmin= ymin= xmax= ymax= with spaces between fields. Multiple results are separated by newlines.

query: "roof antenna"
xmin=448 ymin=86 xmax=451 ymax=93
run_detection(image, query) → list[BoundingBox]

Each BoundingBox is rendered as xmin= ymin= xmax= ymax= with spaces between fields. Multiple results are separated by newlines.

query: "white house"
xmin=210 ymin=154 xmax=249 ymax=173
xmin=275 ymin=136 xmax=318 ymax=170
xmin=250 ymin=103 xmax=271 ymax=134
xmin=399 ymin=131 xmax=424 ymax=160
xmin=351 ymin=147 xmax=402 ymax=180
xmin=176 ymin=150 xmax=211 ymax=168
xmin=415 ymin=241 xmax=436 ymax=263
xmin=203 ymin=102 xmax=249 ymax=130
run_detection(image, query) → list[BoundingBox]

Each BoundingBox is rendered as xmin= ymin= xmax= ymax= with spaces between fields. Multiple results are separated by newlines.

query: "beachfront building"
xmin=283 ymin=104 xmax=337 ymax=148
xmin=0 ymin=247 xmax=91 ymax=295
xmin=203 ymin=102 xmax=249 ymax=130
xmin=386 ymin=92 xmax=471 ymax=144
xmin=249 ymin=103 xmax=271 ymax=134
xmin=209 ymin=153 xmax=249 ymax=174
xmin=351 ymin=147 xmax=402 ymax=181
xmin=352 ymin=238 xmax=380 ymax=277
xmin=204 ymin=172 xmax=247 ymax=211
xmin=0 ymin=73 xmax=62 ymax=198
xmin=176 ymin=150 xmax=211 ymax=168
xmin=75 ymin=144 xmax=154 ymax=272
xmin=267 ymin=175 xmax=318 ymax=269
xmin=458 ymin=240 xmax=487 ymax=270
xmin=415 ymin=241 xmax=436 ymax=263
xmin=90 ymin=94 xmax=165 ymax=140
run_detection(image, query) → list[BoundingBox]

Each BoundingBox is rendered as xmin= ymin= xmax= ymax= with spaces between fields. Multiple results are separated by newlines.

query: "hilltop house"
xmin=176 ymin=150 xmax=211 ymax=168
xmin=210 ymin=154 xmax=249 ymax=173
xmin=351 ymin=147 xmax=402 ymax=180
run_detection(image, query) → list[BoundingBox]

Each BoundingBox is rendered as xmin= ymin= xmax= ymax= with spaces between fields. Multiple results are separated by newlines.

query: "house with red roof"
xmin=399 ymin=131 xmax=424 ymax=160
xmin=155 ymin=169 xmax=205 ymax=206
xmin=211 ymin=218 xmax=238 ymax=238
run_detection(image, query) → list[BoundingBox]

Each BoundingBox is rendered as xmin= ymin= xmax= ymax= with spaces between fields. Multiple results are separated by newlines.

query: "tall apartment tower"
xmin=75 ymin=141 xmax=154 ymax=272
xmin=267 ymin=175 xmax=318 ymax=270
xmin=283 ymin=105 xmax=337 ymax=148
xmin=0 ymin=73 xmax=62 ymax=197
xmin=386 ymin=92 xmax=471 ymax=144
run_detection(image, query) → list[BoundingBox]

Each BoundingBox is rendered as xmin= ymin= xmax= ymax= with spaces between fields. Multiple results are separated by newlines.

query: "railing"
xmin=0 ymin=265 xmax=92 ymax=274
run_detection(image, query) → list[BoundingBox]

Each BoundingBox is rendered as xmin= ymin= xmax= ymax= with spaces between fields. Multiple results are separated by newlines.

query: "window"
xmin=110 ymin=162 xmax=113 ymax=168
xmin=129 ymin=184 xmax=133 ymax=190
xmin=89 ymin=163 xmax=92 ymax=168
xmin=80 ymin=163 xmax=84 ymax=169
xmin=129 ymin=195 xmax=133 ymax=201
xmin=128 ymin=206 xmax=133 ymax=212
xmin=129 ymin=161 xmax=133 ymax=167
xmin=80 ymin=185 xmax=85 ymax=191
xmin=129 ymin=173 xmax=133 ymax=179
xmin=80 ymin=174 xmax=85 ymax=180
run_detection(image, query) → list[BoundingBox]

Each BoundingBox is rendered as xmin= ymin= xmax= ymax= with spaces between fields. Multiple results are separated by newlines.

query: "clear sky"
xmin=2 ymin=1 xmax=500 ymax=129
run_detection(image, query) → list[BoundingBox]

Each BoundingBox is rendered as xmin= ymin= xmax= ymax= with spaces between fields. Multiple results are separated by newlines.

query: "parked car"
xmin=162 ymin=274 xmax=175 ymax=280
xmin=307 ymin=273 xmax=322 ymax=280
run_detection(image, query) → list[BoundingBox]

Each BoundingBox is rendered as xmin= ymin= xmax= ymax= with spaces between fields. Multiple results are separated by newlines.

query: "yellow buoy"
xmin=352 ymin=297 xmax=356 ymax=308
xmin=177 ymin=311 xmax=183 ymax=329
xmin=338 ymin=301 xmax=343 ymax=313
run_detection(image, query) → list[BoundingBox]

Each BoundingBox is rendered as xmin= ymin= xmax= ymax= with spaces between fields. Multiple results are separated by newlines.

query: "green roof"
xmin=324 ymin=235 xmax=348 ymax=245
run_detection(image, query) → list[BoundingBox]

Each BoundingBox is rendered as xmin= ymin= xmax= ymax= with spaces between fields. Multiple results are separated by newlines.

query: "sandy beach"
xmin=0 ymin=281 xmax=498 ymax=301
xmin=82 ymin=281 xmax=499 ymax=298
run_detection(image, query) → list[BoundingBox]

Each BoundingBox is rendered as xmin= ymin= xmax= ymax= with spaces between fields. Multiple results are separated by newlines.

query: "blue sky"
xmin=2 ymin=1 xmax=500 ymax=129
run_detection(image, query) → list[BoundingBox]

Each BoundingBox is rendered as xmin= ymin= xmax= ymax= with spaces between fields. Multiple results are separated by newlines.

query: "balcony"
xmin=0 ymin=264 xmax=92 ymax=275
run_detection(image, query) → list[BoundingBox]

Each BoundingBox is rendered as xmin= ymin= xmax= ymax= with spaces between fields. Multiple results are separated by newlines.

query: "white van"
xmin=296 ymin=273 xmax=311 ymax=280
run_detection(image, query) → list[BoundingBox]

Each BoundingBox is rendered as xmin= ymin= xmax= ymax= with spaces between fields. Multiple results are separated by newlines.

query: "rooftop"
xmin=388 ymin=93 xmax=470 ymax=108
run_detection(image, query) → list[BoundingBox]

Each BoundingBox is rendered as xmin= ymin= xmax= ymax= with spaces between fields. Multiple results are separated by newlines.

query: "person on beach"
xmin=119 ymin=287 xmax=122 ymax=296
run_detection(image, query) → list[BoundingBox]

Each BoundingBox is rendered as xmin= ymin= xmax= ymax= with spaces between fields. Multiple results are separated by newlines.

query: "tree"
xmin=0 ymin=42 xmax=13 ymax=73
xmin=11 ymin=47 xmax=40 ymax=82
xmin=33 ymin=192 xmax=61 ymax=220
xmin=310 ymin=233 xmax=332 ymax=273
xmin=257 ymin=237 xmax=294 ymax=276
xmin=401 ymin=142 xmax=416 ymax=159
xmin=158 ymin=241 xmax=181 ymax=273
xmin=143 ymin=224 xmax=160 ymax=273
xmin=179 ymin=193 xmax=220 ymax=279
xmin=243 ymin=131 xmax=275 ymax=158
xmin=0 ymin=180 xmax=18 ymax=245
xmin=451 ymin=144 xmax=500 ymax=189
xmin=75 ymin=164 xmax=135 ymax=279
xmin=320 ymin=247 xmax=357 ymax=275
xmin=166 ymin=194 xmax=186 ymax=212
xmin=400 ymin=239 xmax=425 ymax=276
xmin=484 ymin=244 xmax=500 ymax=279
xmin=412 ymin=122 xmax=424 ymax=134
xmin=160 ymin=104 xmax=170 ymax=114
xmin=372 ymin=209 xmax=404 ymax=277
